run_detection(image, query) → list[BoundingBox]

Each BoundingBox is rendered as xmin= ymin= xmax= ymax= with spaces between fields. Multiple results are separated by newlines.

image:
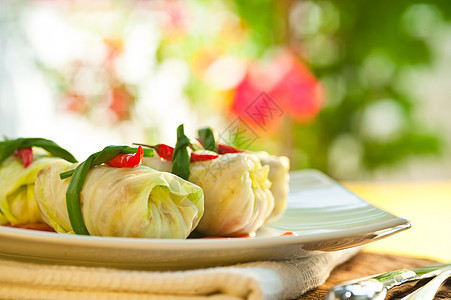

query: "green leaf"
xmin=198 ymin=127 xmax=217 ymax=152
xmin=63 ymin=145 xmax=153 ymax=235
xmin=0 ymin=138 xmax=77 ymax=166
xmin=171 ymin=124 xmax=191 ymax=180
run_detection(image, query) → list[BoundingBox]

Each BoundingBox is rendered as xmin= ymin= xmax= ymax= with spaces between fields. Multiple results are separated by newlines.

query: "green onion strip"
xmin=197 ymin=127 xmax=218 ymax=152
xmin=61 ymin=146 xmax=154 ymax=235
xmin=171 ymin=124 xmax=191 ymax=180
xmin=0 ymin=138 xmax=77 ymax=165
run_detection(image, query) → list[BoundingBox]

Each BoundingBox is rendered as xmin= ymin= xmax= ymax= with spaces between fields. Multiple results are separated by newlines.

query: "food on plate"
xmin=254 ymin=151 xmax=290 ymax=223
xmin=188 ymin=153 xmax=274 ymax=236
xmin=0 ymin=138 xmax=77 ymax=225
xmin=143 ymin=151 xmax=274 ymax=236
xmin=141 ymin=125 xmax=290 ymax=236
xmin=2 ymin=125 xmax=289 ymax=240
xmin=197 ymin=127 xmax=290 ymax=223
xmin=35 ymin=145 xmax=204 ymax=238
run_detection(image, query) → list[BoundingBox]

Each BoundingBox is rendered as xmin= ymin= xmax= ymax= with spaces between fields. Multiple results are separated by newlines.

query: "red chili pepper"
xmin=105 ymin=145 xmax=143 ymax=168
xmin=190 ymin=152 xmax=219 ymax=162
xmin=217 ymin=144 xmax=242 ymax=154
xmin=144 ymin=144 xmax=174 ymax=160
xmin=13 ymin=147 xmax=33 ymax=168
xmin=150 ymin=144 xmax=218 ymax=162
xmin=151 ymin=144 xmax=175 ymax=160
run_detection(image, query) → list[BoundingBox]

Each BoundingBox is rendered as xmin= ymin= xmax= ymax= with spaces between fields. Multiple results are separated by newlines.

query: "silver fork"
xmin=400 ymin=268 xmax=451 ymax=300
xmin=325 ymin=264 xmax=451 ymax=300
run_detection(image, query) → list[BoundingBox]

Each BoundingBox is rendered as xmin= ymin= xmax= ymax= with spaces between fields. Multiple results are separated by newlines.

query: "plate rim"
xmin=0 ymin=215 xmax=411 ymax=250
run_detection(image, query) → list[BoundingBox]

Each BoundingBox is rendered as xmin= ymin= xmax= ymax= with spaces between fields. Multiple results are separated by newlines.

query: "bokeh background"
xmin=1 ymin=0 xmax=451 ymax=181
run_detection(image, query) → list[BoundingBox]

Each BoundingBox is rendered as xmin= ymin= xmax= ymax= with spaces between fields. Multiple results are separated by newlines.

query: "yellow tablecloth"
xmin=344 ymin=180 xmax=451 ymax=262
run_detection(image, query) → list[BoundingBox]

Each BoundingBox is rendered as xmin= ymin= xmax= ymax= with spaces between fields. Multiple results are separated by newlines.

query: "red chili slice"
xmin=217 ymin=144 xmax=242 ymax=154
xmin=13 ymin=147 xmax=33 ymax=168
xmin=148 ymin=144 xmax=218 ymax=162
xmin=105 ymin=145 xmax=143 ymax=168
xmin=190 ymin=152 xmax=219 ymax=162
xmin=155 ymin=144 xmax=175 ymax=160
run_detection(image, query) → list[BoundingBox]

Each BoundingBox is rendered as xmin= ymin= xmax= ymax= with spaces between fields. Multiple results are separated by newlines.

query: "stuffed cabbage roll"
xmin=254 ymin=151 xmax=290 ymax=223
xmin=143 ymin=152 xmax=275 ymax=236
xmin=35 ymin=160 xmax=204 ymax=238
xmin=0 ymin=153 xmax=59 ymax=225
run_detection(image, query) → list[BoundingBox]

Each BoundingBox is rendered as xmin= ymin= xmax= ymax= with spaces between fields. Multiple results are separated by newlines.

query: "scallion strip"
xmin=198 ymin=127 xmax=217 ymax=152
xmin=0 ymin=137 xmax=77 ymax=165
xmin=59 ymin=146 xmax=153 ymax=180
xmin=62 ymin=145 xmax=154 ymax=235
xmin=171 ymin=124 xmax=191 ymax=180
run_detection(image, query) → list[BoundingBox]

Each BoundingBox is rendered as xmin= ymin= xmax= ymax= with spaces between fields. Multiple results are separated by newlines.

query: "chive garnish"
xmin=171 ymin=124 xmax=191 ymax=180
xmin=61 ymin=146 xmax=154 ymax=235
xmin=198 ymin=127 xmax=217 ymax=152
xmin=0 ymin=138 xmax=77 ymax=166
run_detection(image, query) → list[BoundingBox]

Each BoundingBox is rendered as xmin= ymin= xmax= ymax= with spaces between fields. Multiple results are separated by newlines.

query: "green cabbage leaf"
xmin=143 ymin=152 xmax=274 ymax=236
xmin=35 ymin=161 xmax=204 ymax=238
xmin=0 ymin=153 xmax=58 ymax=225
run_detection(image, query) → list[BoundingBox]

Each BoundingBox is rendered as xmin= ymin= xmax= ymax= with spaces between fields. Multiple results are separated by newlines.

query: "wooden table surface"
xmin=299 ymin=251 xmax=451 ymax=299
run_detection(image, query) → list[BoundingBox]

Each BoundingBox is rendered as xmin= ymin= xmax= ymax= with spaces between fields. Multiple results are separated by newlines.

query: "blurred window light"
xmin=290 ymin=1 xmax=322 ymax=37
xmin=72 ymin=67 xmax=108 ymax=97
xmin=303 ymin=34 xmax=343 ymax=66
xmin=360 ymin=51 xmax=396 ymax=88
xmin=320 ymin=75 xmax=346 ymax=107
xmin=317 ymin=1 xmax=340 ymax=35
xmin=329 ymin=134 xmax=363 ymax=179
xmin=290 ymin=1 xmax=339 ymax=38
xmin=402 ymin=4 xmax=443 ymax=39
xmin=359 ymin=99 xmax=405 ymax=142
xmin=115 ymin=20 xmax=161 ymax=85
xmin=23 ymin=5 xmax=93 ymax=69
xmin=204 ymin=56 xmax=247 ymax=90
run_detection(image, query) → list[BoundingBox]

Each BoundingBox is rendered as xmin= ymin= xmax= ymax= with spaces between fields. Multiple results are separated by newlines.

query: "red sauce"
xmin=200 ymin=233 xmax=254 ymax=239
xmin=4 ymin=223 xmax=56 ymax=232
xmin=280 ymin=231 xmax=298 ymax=236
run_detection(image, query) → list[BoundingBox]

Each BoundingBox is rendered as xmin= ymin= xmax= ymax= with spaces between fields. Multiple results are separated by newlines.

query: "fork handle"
xmin=401 ymin=269 xmax=451 ymax=300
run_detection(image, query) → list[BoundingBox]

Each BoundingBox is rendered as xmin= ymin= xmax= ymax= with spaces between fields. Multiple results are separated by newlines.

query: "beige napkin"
xmin=0 ymin=247 xmax=359 ymax=300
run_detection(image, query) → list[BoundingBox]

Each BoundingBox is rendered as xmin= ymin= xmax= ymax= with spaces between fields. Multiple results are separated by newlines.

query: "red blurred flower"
xmin=109 ymin=85 xmax=134 ymax=122
xmin=63 ymin=93 xmax=88 ymax=114
xmin=103 ymin=38 xmax=124 ymax=68
xmin=158 ymin=0 xmax=190 ymax=38
xmin=165 ymin=1 xmax=188 ymax=29
xmin=231 ymin=50 xmax=323 ymax=132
